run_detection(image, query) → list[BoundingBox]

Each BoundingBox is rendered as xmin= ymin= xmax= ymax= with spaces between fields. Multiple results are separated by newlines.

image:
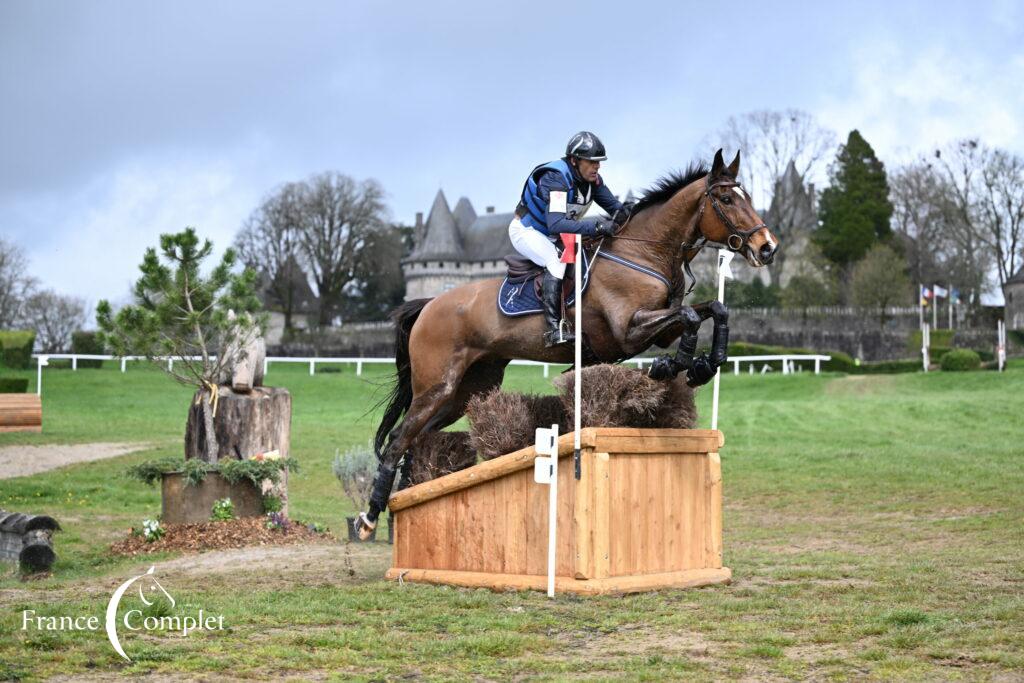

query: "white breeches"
xmin=508 ymin=217 xmax=566 ymax=279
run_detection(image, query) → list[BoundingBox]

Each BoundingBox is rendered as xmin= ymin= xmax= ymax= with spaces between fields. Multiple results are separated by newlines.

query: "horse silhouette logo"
xmin=105 ymin=566 xmax=174 ymax=661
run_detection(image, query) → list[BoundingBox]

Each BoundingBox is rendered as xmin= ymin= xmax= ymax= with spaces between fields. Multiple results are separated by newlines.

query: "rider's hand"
xmin=592 ymin=221 xmax=617 ymax=237
xmin=612 ymin=202 xmax=635 ymax=226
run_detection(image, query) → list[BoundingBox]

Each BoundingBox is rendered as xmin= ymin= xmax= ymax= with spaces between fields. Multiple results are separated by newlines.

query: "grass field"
xmin=0 ymin=360 xmax=1022 ymax=681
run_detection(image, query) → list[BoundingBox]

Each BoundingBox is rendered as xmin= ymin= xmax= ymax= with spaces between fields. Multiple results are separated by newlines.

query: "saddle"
xmin=503 ymin=253 xmax=577 ymax=299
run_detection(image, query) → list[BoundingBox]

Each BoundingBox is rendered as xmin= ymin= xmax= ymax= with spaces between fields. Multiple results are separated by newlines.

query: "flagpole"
xmin=918 ymin=284 xmax=924 ymax=331
xmin=932 ymin=285 xmax=938 ymax=329
xmin=948 ymin=283 xmax=953 ymax=329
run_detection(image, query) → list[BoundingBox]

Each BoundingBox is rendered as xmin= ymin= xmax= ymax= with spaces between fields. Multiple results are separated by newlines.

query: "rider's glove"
xmin=592 ymin=221 xmax=617 ymax=238
xmin=612 ymin=202 xmax=635 ymax=226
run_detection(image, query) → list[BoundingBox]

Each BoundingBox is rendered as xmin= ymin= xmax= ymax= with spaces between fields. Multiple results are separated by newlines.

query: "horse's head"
xmin=697 ymin=149 xmax=779 ymax=267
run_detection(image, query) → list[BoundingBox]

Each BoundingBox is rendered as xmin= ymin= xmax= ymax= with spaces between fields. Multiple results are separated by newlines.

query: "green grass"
xmin=1 ymin=360 xmax=1022 ymax=680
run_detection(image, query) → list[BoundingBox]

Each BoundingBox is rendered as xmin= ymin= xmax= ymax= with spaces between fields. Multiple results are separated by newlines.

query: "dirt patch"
xmin=0 ymin=441 xmax=156 ymax=479
xmin=110 ymin=517 xmax=333 ymax=556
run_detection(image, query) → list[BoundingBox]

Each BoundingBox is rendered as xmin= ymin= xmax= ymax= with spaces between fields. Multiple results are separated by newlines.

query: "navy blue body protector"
xmin=518 ymin=159 xmax=576 ymax=235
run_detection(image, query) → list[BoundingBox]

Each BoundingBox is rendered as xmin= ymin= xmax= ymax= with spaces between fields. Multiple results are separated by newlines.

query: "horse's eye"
xmin=721 ymin=195 xmax=731 ymax=204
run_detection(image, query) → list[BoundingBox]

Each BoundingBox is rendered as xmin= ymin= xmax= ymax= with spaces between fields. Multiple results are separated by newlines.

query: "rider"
xmin=510 ymin=131 xmax=631 ymax=347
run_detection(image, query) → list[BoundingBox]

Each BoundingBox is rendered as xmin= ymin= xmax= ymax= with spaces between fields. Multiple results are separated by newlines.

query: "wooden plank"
xmin=385 ymin=566 xmax=731 ymax=595
xmin=592 ymin=452 xmax=611 ymax=579
xmin=592 ymin=429 xmax=723 ymax=455
xmin=388 ymin=430 xmax=596 ymax=511
xmin=705 ymin=452 xmax=723 ymax=569
xmin=573 ymin=448 xmax=595 ymax=579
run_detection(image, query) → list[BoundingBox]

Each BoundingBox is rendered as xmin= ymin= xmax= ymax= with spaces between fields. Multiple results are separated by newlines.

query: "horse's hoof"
xmin=355 ymin=512 xmax=376 ymax=541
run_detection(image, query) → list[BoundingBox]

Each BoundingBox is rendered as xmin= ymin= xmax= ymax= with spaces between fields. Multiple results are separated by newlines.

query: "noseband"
xmin=694 ymin=176 xmax=768 ymax=253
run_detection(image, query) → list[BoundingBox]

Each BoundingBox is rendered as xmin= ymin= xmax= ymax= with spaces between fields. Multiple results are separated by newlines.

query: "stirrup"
xmin=544 ymin=321 xmax=575 ymax=347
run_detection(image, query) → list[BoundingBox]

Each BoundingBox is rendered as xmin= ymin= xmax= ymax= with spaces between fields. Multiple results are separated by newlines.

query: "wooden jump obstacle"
xmin=0 ymin=394 xmax=42 ymax=433
xmin=387 ymin=428 xmax=730 ymax=595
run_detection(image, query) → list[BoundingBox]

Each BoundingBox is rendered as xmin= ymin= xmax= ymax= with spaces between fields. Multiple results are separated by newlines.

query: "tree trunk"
xmin=184 ymin=385 xmax=292 ymax=512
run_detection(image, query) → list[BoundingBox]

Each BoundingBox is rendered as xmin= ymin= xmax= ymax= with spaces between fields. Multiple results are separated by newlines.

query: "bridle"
xmin=602 ymin=173 xmax=768 ymax=296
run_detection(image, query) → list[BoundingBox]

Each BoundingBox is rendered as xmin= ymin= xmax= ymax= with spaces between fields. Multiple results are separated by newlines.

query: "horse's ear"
xmin=711 ymin=148 xmax=725 ymax=178
xmin=727 ymin=150 xmax=741 ymax=177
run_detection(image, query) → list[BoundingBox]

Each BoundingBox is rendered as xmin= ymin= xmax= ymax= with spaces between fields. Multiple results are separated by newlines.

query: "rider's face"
xmin=574 ymin=158 xmax=601 ymax=182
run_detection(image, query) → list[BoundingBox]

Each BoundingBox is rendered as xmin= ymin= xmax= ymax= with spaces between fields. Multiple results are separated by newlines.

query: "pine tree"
xmin=814 ymin=130 xmax=894 ymax=267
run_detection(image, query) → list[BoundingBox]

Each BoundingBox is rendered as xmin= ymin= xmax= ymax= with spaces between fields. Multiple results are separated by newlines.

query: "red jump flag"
xmin=559 ymin=234 xmax=576 ymax=264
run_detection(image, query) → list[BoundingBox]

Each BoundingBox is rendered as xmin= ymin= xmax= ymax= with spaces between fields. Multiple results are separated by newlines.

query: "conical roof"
xmin=452 ymin=197 xmax=477 ymax=234
xmin=412 ymin=190 xmax=463 ymax=261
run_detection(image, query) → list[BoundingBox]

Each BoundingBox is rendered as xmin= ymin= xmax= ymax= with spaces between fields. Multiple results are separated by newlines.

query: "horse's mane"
xmin=631 ymin=161 xmax=710 ymax=214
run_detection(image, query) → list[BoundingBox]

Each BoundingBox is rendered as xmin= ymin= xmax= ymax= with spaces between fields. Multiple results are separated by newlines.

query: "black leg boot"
xmin=541 ymin=271 xmax=574 ymax=348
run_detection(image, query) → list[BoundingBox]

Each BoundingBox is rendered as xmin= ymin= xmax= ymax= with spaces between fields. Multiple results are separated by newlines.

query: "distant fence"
xmin=29 ymin=352 xmax=831 ymax=397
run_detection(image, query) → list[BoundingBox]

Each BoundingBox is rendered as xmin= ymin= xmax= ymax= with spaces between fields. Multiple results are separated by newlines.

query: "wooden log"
xmin=0 ymin=510 xmax=59 ymax=572
xmin=0 ymin=394 xmax=42 ymax=433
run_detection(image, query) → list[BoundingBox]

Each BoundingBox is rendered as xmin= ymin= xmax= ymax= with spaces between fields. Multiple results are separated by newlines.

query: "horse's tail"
xmin=373 ymin=297 xmax=432 ymax=461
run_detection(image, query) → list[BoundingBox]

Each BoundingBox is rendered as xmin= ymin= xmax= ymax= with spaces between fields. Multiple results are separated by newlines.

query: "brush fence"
xmin=386 ymin=428 xmax=730 ymax=595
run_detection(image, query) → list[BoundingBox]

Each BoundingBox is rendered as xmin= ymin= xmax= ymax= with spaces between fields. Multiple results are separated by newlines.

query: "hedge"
xmin=0 ymin=378 xmax=29 ymax=393
xmin=0 ymin=330 xmax=35 ymax=369
xmin=71 ymin=330 xmax=105 ymax=368
xmin=940 ymin=349 xmax=981 ymax=372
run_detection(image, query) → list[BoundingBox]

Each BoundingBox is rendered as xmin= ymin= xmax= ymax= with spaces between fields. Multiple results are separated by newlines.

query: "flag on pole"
xmin=920 ymin=285 xmax=932 ymax=306
xmin=933 ymin=284 xmax=949 ymax=298
xmin=951 ymin=288 xmax=960 ymax=304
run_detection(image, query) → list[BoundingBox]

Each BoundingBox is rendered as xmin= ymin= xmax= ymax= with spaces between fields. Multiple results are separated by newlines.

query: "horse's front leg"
xmin=674 ymin=300 xmax=729 ymax=387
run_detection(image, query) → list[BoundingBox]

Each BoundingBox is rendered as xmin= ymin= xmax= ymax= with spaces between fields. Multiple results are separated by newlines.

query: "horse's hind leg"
xmin=357 ymin=348 xmax=489 ymax=538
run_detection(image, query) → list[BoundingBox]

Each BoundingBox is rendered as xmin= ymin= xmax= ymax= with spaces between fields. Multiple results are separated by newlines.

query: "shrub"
xmin=0 ymin=378 xmax=29 ymax=393
xmin=406 ymin=432 xmax=477 ymax=485
xmin=941 ymin=349 xmax=981 ymax=372
xmin=0 ymin=330 xmax=36 ymax=369
xmin=70 ymin=331 xmax=105 ymax=368
xmin=332 ymin=440 xmax=377 ymax=511
xmin=210 ymin=498 xmax=235 ymax=522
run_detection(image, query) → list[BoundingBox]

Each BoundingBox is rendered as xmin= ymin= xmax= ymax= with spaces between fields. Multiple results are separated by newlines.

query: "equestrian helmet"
xmin=565 ymin=131 xmax=607 ymax=161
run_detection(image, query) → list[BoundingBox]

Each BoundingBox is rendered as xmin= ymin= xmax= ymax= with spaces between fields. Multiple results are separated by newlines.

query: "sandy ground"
xmin=0 ymin=442 xmax=156 ymax=479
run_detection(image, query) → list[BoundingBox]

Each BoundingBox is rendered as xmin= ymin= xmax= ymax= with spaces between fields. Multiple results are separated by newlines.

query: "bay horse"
xmin=356 ymin=149 xmax=778 ymax=538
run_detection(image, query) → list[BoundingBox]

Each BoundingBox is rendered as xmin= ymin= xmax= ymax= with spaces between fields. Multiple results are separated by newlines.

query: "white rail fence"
xmin=30 ymin=352 xmax=831 ymax=395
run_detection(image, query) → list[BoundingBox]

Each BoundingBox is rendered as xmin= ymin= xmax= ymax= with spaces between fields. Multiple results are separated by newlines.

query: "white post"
xmin=997 ymin=320 xmax=1006 ymax=372
xmin=548 ymin=423 xmax=559 ymax=598
xmin=357 ymin=360 xmax=363 ymax=377
xmin=733 ymin=359 xmax=740 ymax=375
xmin=932 ymin=289 xmax=938 ymax=329
xmin=167 ymin=358 xmax=173 ymax=372
xmin=309 ymin=360 xmax=315 ymax=376
xmin=814 ymin=358 xmax=821 ymax=375
xmin=574 ymin=233 xmax=582 ymax=478
xmin=543 ymin=363 xmax=549 ymax=379
xmin=72 ymin=356 xmax=77 ymax=371
xmin=922 ymin=323 xmax=930 ymax=372
xmin=711 ymin=251 xmax=733 ymax=431
xmin=948 ymin=284 xmax=953 ymax=329
xmin=121 ymin=357 xmax=126 ymax=373
xmin=36 ymin=356 xmax=44 ymax=396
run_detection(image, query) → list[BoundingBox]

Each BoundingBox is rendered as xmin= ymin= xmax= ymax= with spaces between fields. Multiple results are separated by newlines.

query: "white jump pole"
xmin=710 ymin=251 xmax=734 ymax=431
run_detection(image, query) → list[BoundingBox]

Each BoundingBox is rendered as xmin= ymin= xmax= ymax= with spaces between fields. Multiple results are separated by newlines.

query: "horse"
xmin=355 ymin=149 xmax=778 ymax=538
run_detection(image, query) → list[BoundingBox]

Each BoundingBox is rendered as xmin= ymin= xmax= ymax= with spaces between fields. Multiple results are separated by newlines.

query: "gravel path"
xmin=0 ymin=442 xmax=156 ymax=479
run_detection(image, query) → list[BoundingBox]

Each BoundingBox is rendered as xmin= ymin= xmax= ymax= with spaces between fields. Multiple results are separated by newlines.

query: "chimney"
xmin=415 ymin=212 xmax=424 ymax=228
xmin=486 ymin=206 xmax=495 ymax=214
xmin=414 ymin=212 xmax=425 ymax=245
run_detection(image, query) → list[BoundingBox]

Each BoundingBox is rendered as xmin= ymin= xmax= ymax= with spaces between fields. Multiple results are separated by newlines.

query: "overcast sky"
xmin=2 ymin=0 xmax=1022 ymax=315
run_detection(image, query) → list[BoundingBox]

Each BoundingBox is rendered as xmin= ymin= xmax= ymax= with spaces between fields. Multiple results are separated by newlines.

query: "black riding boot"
xmin=541 ymin=271 xmax=574 ymax=347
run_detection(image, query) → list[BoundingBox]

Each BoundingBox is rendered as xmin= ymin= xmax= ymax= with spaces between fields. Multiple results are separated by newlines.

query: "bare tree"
xmin=235 ymin=182 xmax=305 ymax=331
xmin=890 ymin=160 xmax=956 ymax=288
xmin=0 ymin=237 xmax=38 ymax=328
xmin=851 ymin=243 xmax=911 ymax=327
xmin=296 ymin=173 xmax=388 ymax=326
xmin=711 ymin=109 xmax=835 ymax=207
xmin=977 ymin=148 xmax=1024 ymax=288
xmin=21 ymin=289 xmax=87 ymax=352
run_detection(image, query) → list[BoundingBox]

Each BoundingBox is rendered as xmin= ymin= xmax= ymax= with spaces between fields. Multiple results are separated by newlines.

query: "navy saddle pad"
xmin=497 ymin=248 xmax=594 ymax=317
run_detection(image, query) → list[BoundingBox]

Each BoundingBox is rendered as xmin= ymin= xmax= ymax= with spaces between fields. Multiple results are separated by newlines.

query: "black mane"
xmin=631 ymin=161 xmax=710 ymax=214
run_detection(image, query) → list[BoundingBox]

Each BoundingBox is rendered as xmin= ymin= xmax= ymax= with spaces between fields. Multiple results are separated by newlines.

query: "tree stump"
xmin=184 ymin=385 xmax=292 ymax=514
